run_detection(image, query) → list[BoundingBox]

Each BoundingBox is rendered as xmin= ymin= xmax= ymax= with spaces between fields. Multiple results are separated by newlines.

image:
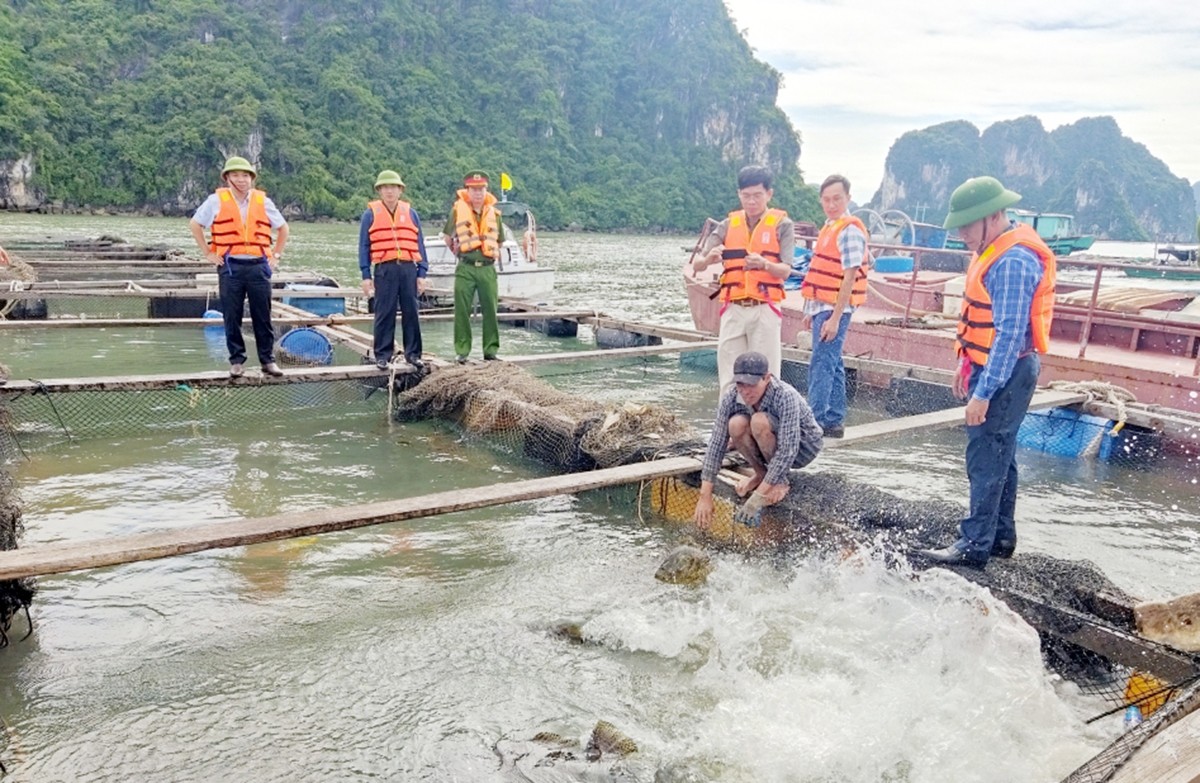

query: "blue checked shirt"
xmin=803 ymin=219 xmax=867 ymax=316
xmin=700 ymin=377 xmax=824 ymax=486
xmin=973 ymin=242 xmax=1044 ymax=401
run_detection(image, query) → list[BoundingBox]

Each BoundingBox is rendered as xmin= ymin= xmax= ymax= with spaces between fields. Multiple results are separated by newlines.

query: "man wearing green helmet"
xmin=189 ymin=156 xmax=289 ymax=378
xmin=358 ymin=169 xmax=429 ymax=370
xmin=915 ymin=176 xmax=1057 ymax=568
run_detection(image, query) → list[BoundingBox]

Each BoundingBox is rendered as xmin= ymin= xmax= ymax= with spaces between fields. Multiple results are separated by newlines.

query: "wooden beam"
xmin=12 ymin=272 xmax=331 ymax=290
xmin=1081 ymin=401 xmax=1200 ymax=439
xmin=271 ymin=302 xmax=372 ymax=357
xmin=502 ymin=341 xmax=718 ymax=366
xmin=578 ymin=315 xmax=714 ymax=343
xmin=823 ymin=389 xmax=1087 ymax=448
xmin=0 ymin=310 xmax=602 ymax=330
xmin=0 ymin=287 xmax=363 ymax=299
xmin=0 ymin=364 xmax=399 ymax=395
xmin=0 ymin=456 xmax=704 ymax=580
xmin=783 ymin=346 xmax=956 ymax=385
xmin=1106 ymin=699 xmax=1200 ymax=783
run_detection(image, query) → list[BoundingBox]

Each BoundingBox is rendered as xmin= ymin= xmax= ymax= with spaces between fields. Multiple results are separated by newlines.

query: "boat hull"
xmin=684 ymin=262 xmax=1200 ymax=414
xmin=425 ymin=267 xmax=556 ymax=300
xmin=1124 ymin=266 xmax=1200 ymax=281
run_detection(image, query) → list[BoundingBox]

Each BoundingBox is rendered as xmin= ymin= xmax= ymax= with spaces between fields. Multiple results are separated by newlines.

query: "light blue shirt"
xmin=192 ymin=190 xmax=287 ymax=229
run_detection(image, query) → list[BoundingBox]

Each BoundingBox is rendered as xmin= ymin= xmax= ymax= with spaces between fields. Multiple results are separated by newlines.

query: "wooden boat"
xmin=944 ymin=208 xmax=1095 ymax=255
xmin=683 ymin=233 xmax=1200 ymax=416
xmin=892 ymin=207 xmax=1095 ymax=257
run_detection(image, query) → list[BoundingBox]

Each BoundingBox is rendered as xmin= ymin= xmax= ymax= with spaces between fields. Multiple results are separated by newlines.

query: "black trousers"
xmin=372 ymin=260 xmax=422 ymax=363
xmin=218 ymin=260 xmax=275 ymax=365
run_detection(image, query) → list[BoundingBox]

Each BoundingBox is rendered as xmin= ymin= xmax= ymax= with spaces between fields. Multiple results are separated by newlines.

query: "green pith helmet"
xmin=221 ymin=156 xmax=257 ymax=178
xmin=943 ymin=176 xmax=1021 ymax=229
xmin=374 ymin=169 xmax=405 ymax=189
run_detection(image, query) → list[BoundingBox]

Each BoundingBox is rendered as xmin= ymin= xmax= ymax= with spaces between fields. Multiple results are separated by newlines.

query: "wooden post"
xmin=1077 ymin=264 xmax=1105 ymax=359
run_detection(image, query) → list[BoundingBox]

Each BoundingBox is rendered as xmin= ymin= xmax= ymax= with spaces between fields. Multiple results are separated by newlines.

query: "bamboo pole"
xmin=0 ymin=456 xmax=704 ymax=580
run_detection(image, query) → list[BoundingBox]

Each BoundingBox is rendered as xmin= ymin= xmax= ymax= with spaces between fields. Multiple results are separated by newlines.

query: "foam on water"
xmin=577 ymin=550 xmax=1115 ymax=782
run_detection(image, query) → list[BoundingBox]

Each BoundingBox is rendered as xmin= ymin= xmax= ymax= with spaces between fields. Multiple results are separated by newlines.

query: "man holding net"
xmin=693 ymin=351 xmax=824 ymax=529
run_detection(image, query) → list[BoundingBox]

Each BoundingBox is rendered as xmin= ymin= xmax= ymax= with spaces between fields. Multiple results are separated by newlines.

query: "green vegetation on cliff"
xmin=0 ymin=0 xmax=821 ymax=228
xmin=873 ymin=115 xmax=1196 ymax=241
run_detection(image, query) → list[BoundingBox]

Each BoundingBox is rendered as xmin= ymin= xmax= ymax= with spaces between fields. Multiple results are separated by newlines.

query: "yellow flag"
xmin=500 ymin=172 xmax=513 ymax=191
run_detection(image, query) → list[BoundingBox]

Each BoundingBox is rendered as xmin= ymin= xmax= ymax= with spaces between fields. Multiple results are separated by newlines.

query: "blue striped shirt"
xmin=803 ymin=220 xmax=866 ymax=316
xmin=700 ymin=377 xmax=824 ymax=485
xmin=973 ymin=243 xmax=1044 ymax=401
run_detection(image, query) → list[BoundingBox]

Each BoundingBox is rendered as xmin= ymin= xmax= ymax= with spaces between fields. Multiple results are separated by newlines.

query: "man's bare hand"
xmin=965 ymin=396 xmax=989 ymax=426
xmin=693 ymin=494 xmax=715 ymax=530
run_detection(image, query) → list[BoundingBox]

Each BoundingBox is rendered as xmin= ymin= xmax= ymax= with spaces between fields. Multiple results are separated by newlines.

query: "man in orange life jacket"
xmin=359 ymin=169 xmax=429 ymax=370
xmin=694 ymin=165 xmax=794 ymax=393
xmin=916 ymin=176 xmax=1056 ymax=568
xmin=799 ymin=174 xmax=869 ymax=439
xmin=443 ymin=170 xmax=505 ymax=363
xmin=189 ymin=156 xmax=289 ymax=378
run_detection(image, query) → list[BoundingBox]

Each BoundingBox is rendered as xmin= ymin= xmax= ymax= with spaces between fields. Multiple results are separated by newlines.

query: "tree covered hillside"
xmin=0 ymin=0 xmax=821 ymax=229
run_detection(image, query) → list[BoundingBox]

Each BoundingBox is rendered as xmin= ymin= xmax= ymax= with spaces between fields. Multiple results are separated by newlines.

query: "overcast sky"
xmin=724 ymin=0 xmax=1200 ymax=201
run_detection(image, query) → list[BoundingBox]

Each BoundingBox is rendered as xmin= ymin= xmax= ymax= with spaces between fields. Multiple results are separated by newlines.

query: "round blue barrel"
xmin=277 ymin=327 xmax=334 ymax=366
xmin=873 ymin=255 xmax=914 ymax=274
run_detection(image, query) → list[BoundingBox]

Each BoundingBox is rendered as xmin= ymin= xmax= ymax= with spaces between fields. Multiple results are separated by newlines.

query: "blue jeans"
xmin=807 ymin=310 xmax=852 ymax=430
xmin=956 ymin=353 xmax=1040 ymax=560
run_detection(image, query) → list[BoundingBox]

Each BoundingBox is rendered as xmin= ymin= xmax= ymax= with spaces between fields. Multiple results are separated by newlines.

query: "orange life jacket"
xmin=209 ymin=187 xmax=272 ymax=257
xmin=716 ymin=208 xmax=787 ymax=304
xmin=956 ymin=224 xmax=1057 ymax=366
xmin=800 ymin=215 xmax=869 ymax=306
xmin=367 ymin=200 xmax=421 ymax=262
xmin=452 ymin=191 xmax=499 ymax=258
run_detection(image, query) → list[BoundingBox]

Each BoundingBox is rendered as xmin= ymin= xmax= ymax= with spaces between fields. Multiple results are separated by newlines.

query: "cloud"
xmin=725 ymin=0 xmax=1200 ymax=190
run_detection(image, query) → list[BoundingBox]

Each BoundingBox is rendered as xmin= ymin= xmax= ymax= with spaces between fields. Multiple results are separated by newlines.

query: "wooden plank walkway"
xmin=1107 ymin=704 xmax=1200 ymax=783
xmin=0 ymin=343 xmax=719 ymax=395
xmin=0 ymin=456 xmax=704 ymax=580
xmin=824 ymin=389 xmax=1088 ymax=448
xmin=0 ymin=286 xmax=363 ymax=300
xmin=0 ymin=365 xmax=399 ymax=394
xmin=0 ymin=309 xmax=602 ymax=330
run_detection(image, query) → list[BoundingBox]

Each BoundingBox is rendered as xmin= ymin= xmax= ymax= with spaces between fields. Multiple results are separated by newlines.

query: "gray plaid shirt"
xmin=700 ymin=377 xmax=824 ymax=485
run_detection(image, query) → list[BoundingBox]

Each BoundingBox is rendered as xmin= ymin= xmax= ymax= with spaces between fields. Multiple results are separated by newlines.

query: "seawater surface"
xmin=0 ymin=215 xmax=1197 ymax=781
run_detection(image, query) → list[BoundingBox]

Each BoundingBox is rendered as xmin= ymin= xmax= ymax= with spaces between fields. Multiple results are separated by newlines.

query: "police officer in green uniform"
xmin=443 ymin=170 xmax=505 ymax=362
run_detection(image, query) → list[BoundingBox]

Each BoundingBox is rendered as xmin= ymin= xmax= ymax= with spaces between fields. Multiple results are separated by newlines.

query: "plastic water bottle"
xmin=1123 ymin=705 xmax=1143 ymax=730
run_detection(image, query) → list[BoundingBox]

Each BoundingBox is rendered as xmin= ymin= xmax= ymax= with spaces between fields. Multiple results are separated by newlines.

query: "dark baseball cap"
xmin=732 ymin=351 xmax=769 ymax=384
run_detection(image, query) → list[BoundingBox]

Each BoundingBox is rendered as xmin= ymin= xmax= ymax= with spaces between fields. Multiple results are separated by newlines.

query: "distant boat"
xmin=941 ymin=208 xmax=1095 ymax=255
xmin=1124 ymin=263 xmax=1200 ymax=281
